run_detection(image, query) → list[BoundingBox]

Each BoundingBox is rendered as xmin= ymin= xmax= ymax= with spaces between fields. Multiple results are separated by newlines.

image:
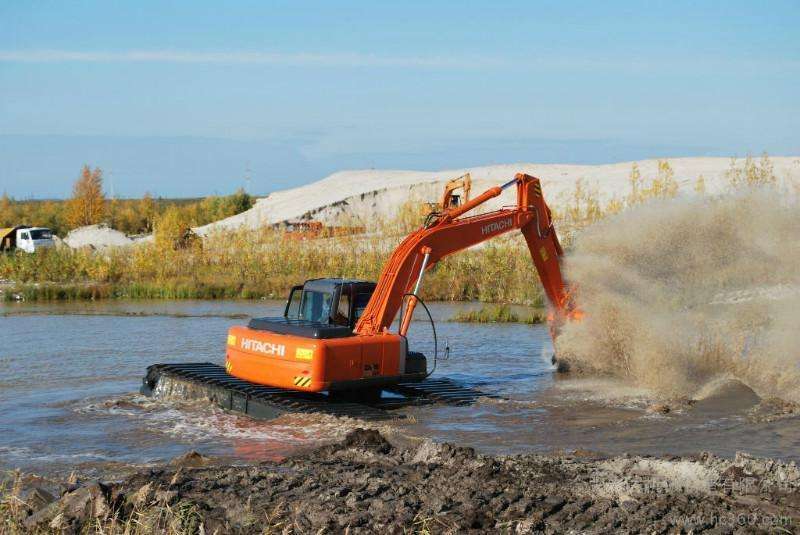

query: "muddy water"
xmin=1 ymin=300 xmax=799 ymax=478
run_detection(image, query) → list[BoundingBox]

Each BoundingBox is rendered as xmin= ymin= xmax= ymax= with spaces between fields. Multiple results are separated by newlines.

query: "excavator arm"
xmin=355 ymin=173 xmax=575 ymax=337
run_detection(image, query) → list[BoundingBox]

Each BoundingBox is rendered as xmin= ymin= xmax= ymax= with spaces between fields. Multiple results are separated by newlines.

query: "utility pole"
xmin=244 ymin=161 xmax=252 ymax=193
xmin=108 ymin=169 xmax=116 ymax=199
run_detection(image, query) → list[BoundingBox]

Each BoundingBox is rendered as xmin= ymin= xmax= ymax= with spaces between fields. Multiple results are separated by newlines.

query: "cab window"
xmin=353 ymin=292 xmax=372 ymax=321
xmin=333 ymin=292 xmax=350 ymax=326
xmin=285 ymin=286 xmax=302 ymax=319
xmin=299 ymin=290 xmax=333 ymax=323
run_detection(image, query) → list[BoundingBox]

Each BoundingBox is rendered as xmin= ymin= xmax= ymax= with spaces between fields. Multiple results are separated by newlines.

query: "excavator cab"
xmin=280 ymin=278 xmax=376 ymax=330
xmin=440 ymin=173 xmax=471 ymax=210
xmin=423 ymin=173 xmax=472 ymax=213
xmin=247 ymin=279 xmax=376 ymax=340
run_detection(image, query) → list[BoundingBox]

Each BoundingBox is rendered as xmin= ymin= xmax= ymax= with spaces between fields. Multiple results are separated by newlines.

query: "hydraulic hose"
xmin=401 ymin=292 xmax=439 ymax=378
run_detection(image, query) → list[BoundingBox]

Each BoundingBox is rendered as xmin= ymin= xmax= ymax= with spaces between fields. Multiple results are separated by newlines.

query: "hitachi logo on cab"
xmin=481 ymin=217 xmax=513 ymax=236
xmin=241 ymin=338 xmax=286 ymax=357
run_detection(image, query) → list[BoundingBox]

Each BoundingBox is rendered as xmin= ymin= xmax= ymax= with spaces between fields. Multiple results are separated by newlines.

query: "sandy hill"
xmin=64 ymin=224 xmax=134 ymax=249
xmin=195 ymin=157 xmax=800 ymax=235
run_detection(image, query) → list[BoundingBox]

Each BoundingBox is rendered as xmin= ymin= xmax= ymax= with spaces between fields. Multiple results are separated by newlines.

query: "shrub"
xmin=452 ymin=304 xmax=546 ymax=324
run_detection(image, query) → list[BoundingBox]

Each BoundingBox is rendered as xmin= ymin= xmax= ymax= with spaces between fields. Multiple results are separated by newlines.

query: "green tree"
xmin=228 ymin=188 xmax=254 ymax=214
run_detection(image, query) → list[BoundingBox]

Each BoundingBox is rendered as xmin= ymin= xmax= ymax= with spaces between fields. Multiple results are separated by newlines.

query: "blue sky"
xmin=1 ymin=1 xmax=798 ymax=198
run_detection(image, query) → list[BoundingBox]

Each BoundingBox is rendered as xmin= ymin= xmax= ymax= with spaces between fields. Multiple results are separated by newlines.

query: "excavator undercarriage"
xmin=141 ymin=362 xmax=498 ymax=421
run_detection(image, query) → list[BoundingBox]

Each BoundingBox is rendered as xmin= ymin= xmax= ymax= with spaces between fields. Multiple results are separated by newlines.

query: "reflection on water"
xmin=1 ymin=299 xmax=799 ymax=477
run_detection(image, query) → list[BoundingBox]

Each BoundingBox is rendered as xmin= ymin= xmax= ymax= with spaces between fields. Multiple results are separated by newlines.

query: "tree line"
xmin=0 ymin=165 xmax=255 ymax=236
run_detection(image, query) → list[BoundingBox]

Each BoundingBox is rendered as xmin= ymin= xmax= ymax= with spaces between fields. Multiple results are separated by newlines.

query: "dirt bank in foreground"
xmin=9 ymin=429 xmax=800 ymax=533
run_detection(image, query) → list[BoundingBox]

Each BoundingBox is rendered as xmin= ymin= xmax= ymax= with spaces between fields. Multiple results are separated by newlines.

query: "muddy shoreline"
xmin=6 ymin=429 xmax=800 ymax=534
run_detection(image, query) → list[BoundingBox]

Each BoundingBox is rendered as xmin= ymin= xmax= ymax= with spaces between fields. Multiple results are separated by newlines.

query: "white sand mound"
xmin=64 ymin=224 xmax=134 ymax=249
xmin=195 ymin=157 xmax=800 ymax=235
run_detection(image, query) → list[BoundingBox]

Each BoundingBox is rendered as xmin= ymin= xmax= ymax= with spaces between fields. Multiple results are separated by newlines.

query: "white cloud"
xmin=2 ymin=49 xmax=794 ymax=76
xmin=0 ymin=49 xmax=501 ymax=69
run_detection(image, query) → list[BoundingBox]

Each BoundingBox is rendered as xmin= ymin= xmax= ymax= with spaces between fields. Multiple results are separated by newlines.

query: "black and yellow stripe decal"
xmin=293 ymin=376 xmax=312 ymax=388
xmin=533 ymin=182 xmax=542 ymax=197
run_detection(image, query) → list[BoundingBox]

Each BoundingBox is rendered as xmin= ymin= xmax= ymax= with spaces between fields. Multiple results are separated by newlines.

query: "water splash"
xmin=555 ymin=189 xmax=800 ymax=403
xmin=80 ymin=377 xmax=392 ymax=461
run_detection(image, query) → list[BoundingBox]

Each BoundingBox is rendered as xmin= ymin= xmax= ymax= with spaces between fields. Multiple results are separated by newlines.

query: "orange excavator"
xmin=223 ymin=173 xmax=578 ymax=394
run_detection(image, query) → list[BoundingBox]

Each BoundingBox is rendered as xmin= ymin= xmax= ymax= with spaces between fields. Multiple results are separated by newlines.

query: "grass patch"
xmin=0 ymin=230 xmax=550 ymax=305
xmin=0 ymin=282 xmax=279 ymax=302
xmin=452 ymin=304 xmax=546 ymax=324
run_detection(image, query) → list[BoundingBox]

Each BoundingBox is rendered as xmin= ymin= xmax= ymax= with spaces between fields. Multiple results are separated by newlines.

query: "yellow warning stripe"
xmin=293 ymin=376 xmax=312 ymax=388
xmin=533 ymin=183 xmax=542 ymax=197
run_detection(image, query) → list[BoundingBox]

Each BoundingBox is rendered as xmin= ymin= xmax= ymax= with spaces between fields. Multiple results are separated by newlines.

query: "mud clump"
xmin=170 ymin=450 xmax=213 ymax=468
xmin=10 ymin=429 xmax=800 ymax=533
xmin=320 ymin=426 xmax=393 ymax=455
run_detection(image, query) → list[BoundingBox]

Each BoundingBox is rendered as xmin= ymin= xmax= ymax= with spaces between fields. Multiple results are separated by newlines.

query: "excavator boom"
xmin=355 ymin=173 xmax=571 ymax=336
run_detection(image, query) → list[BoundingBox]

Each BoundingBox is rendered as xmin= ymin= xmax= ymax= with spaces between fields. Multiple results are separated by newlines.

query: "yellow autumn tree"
xmin=139 ymin=192 xmax=157 ymax=233
xmin=642 ymin=160 xmax=679 ymax=199
xmin=67 ymin=165 xmax=106 ymax=228
xmin=726 ymin=153 xmax=777 ymax=190
xmin=694 ymin=175 xmax=706 ymax=195
xmin=154 ymin=205 xmax=198 ymax=251
xmin=565 ymin=178 xmax=603 ymax=230
xmin=626 ymin=163 xmax=643 ymax=205
xmin=0 ymin=192 xmax=12 ymax=226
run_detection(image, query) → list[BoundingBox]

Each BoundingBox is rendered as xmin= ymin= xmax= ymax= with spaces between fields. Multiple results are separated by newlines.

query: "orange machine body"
xmin=225 ymin=173 xmax=577 ymax=392
xmin=225 ymin=325 xmax=405 ymax=392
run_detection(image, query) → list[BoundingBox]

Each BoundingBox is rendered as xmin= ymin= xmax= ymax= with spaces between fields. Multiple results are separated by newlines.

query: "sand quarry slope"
xmin=197 ymin=156 xmax=800 ymax=235
xmin=63 ymin=224 xmax=152 ymax=249
xmin=63 ymin=224 xmax=134 ymax=249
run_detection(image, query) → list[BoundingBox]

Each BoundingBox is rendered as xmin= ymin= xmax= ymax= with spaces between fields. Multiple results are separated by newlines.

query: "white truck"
xmin=0 ymin=226 xmax=56 ymax=253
